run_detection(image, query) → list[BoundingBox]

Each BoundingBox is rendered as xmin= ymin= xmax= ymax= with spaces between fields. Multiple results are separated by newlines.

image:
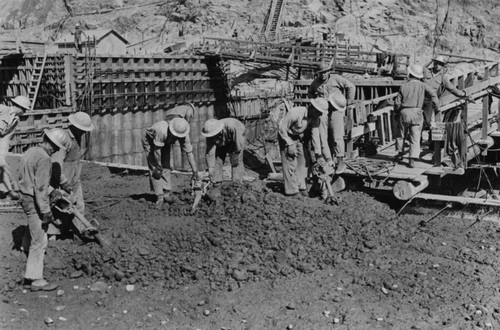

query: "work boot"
xmin=299 ymin=189 xmax=309 ymax=197
xmin=336 ymin=157 xmax=346 ymax=174
xmin=163 ymin=192 xmax=176 ymax=204
xmin=394 ymin=153 xmax=403 ymax=163
xmin=155 ymin=195 xmax=164 ymax=209
xmin=408 ymin=158 xmax=416 ymax=168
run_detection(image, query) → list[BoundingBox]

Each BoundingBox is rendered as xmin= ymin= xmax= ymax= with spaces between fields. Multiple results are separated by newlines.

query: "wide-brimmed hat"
xmin=11 ymin=95 xmax=31 ymax=111
xmin=328 ymin=91 xmax=347 ymax=111
xmin=201 ymin=119 xmax=224 ymax=137
xmin=44 ymin=128 xmax=69 ymax=151
xmin=169 ymin=117 xmax=190 ymax=138
xmin=310 ymin=97 xmax=329 ymax=113
xmin=433 ymin=55 xmax=447 ymax=65
xmin=407 ymin=64 xmax=424 ymax=79
xmin=68 ymin=112 xmax=94 ymax=131
xmin=316 ymin=62 xmax=331 ymax=73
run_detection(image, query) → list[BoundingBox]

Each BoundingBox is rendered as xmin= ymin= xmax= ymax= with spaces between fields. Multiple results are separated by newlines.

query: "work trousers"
xmin=326 ymin=111 xmax=345 ymax=158
xmin=279 ymin=135 xmax=307 ymax=195
xmin=0 ymin=133 xmax=16 ymax=193
xmin=211 ymin=145 xmax=244 ymax=184
xmin=142 ymin=135 xmax=172 ymax=196
xmin=395 ymin=108 xmax=423 ymax=159
xmin=20 ymin=194 xmax=48 ymax=280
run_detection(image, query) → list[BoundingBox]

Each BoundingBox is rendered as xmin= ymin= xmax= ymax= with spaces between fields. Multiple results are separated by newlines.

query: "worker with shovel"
xmin=394 ymin=64 xmax=439 ymax=168
xmin=50 ymin=112 xmax=95 ymax=237
xmin=278 ymin=97 xmax=327 ymax=196
xmin=143 ymin=118 xmax=198 ymax=208
xmin=18 ymin=128 xmax=69 ymax=292
xmin=202 ymin=117 xmax=246 ymax=185
xmin=0 ymin=95 xmax=31 ymax=199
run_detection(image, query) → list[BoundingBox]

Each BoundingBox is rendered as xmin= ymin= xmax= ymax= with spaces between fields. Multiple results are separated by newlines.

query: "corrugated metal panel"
xmin=88 ymin=102 xmax=216 ymax=170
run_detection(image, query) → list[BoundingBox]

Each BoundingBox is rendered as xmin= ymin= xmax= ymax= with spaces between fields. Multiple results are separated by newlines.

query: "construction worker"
xmin=72 ymin=23 xmax=86 ymax=53
xmin=0 ymin=95 xmax=31 ymax=199
xmin=51 ymin=111 xmax=94 ymax=217
xmin=308 ymin=62 xmax=356 ymax=173
xmin=18 ymin=128 xmax=69 ymax=291
xmin=165 ymin=103 xmax=195 ymax=123
xmin=394 ymin=64 xmax=439 ymax=168
xmin=142 ymin=118 xmax=198 ymax=208
xmin=423 ymin=55 xmax=469 ymax=125
xmin=201 ymin=118 xmax=245 ymax=185
xmin=278 ymin=98 xmax=327 ymax=196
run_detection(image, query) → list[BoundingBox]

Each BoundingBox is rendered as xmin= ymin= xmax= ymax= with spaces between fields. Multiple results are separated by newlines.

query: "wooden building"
xmin=55 ymin=29 xmax=129 ymax=55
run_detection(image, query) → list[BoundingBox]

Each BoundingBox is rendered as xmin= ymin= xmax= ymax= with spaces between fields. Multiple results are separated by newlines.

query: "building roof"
xmin=55 ymin=29 xmax=129 ymax=45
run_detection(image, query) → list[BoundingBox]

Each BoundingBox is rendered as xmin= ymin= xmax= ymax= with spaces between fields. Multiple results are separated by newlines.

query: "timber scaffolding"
xmin=197 ymin=37 xmax=410 ymax=78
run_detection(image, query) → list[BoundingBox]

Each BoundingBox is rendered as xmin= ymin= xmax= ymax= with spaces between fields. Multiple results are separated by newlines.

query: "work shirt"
xmin=51 ymin=129 xmax=87 ymax=190
xmin=18 ymin=146 xmax=52 ymax=214
xmin=395 ymin=79 xmax=439 ymax=111
xmin=423 ymin=67 xmax=465 ymax=101
xmin=278 ymin=107 xmax=321 ymax=151
xmin=0 ymin=105 xmax=20 ymax=156
xmin=205 ymin=118 xmax=245 ymax=168
xmin=165 ymin=104 xmax=194 ymax=123
xmin=308 ymin=74 xmax=356 ymax=103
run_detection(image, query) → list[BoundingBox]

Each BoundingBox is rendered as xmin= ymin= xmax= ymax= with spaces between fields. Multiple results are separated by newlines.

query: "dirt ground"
xmin=2 ymin=163 xmax=500 ymax=330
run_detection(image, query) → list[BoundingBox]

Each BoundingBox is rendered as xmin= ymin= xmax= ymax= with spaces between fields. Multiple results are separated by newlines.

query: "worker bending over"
xmin=143 ymin=118 xmax=198 ymax=208
xmin=308 ymin=63 xmax=356 ymax=173
xmin=19 ymin=128 xmax=69 ymax=291
xmin=394 ymin=64 xmax=439 ymax=168
xmin=202 ymin=118 xmax=245 ymax=184
xmin=0 ymin=95 xmax=31 ymax=198
xmin=165 ymin=103 xmax=195 ymax=123
xmin=278 ymin=98 xmax=326 ymax=196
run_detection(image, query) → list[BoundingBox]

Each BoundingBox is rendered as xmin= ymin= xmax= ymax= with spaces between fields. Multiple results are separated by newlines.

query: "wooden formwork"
xmin=0 ymin=54 xmax=67 ymax=109
xmin=71 ymin=54 xmax=231 ymax=170
xmin=199 ymin=37 xmax=410 ymax=77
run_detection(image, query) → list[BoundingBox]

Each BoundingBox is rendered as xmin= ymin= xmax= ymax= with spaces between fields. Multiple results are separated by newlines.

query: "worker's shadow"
xmin=11 ymin=225 xmax=27 ymax=253
xmin=129 ymin=193 xmax=156 ymax=203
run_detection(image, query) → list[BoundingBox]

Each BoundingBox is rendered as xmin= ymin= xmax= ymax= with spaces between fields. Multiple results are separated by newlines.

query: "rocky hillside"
xmin=0 ymin=0 xmax=499 ymax=64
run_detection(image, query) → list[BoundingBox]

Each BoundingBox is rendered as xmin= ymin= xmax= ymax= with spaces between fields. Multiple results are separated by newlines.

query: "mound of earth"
xmin=2 ymin=163 xmax=500 ymax=329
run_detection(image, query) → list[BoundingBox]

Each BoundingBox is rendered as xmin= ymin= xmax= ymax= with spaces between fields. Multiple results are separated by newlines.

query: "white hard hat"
xmin=310 ymin=97 xmax=328 ymax=113
xmin=201 ymin=119 xmax=224 ymax=137
xmin=11 ymin=95 xmax=31 ymax=111
xmin=433 ymin=55 xmax=447 ymax=65
xmin=408 ymin=64 xmax=424 ymax=79
xmin=44 ymin=128 xmax=69 ymax=151
xmin=68 ymin=112 xmax=94 ymax=131
xmin=169 ymin=117 xmax=190 ymax=138
xmin=328 ymin=91 xmax=347 ymax=111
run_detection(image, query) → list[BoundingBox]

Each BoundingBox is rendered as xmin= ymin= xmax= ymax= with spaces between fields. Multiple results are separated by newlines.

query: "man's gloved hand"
xmin=60 ymin=182 xmax=72 ymax=194
xmin=326 ymin=158 xmax=335 ymax=167
xmin=286 ymin=144 xmax=297 ymax=158
xmin=315 ymin=155 xmax=326 ymax=167
xmin=49 ymin=189 xmax=63 ymax=204
xmin=41 ymin=212 xmax=54 ymax=225
xmin=347 ymin=100 xmax=355 ymax=106
xmin=152 ymin=167 xmax=162 ymax=180
xmin=463 ymin=90 xmax=474 ymax=102
xmin=230 ymin=153 xmax=239 ymax=167
xmin=430 ymin=120 xmax=437 ymax=129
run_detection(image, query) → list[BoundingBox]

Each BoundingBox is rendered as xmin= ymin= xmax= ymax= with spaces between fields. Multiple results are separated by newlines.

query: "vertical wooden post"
xmin=64 ymin=54 xmax=73 ymax=107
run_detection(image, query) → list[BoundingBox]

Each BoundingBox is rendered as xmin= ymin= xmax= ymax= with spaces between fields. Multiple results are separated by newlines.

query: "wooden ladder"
xmin=262 ymin=0 xmax=286 ymax=40
xmin=28 ymin=53 xmax=47 ymax=110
